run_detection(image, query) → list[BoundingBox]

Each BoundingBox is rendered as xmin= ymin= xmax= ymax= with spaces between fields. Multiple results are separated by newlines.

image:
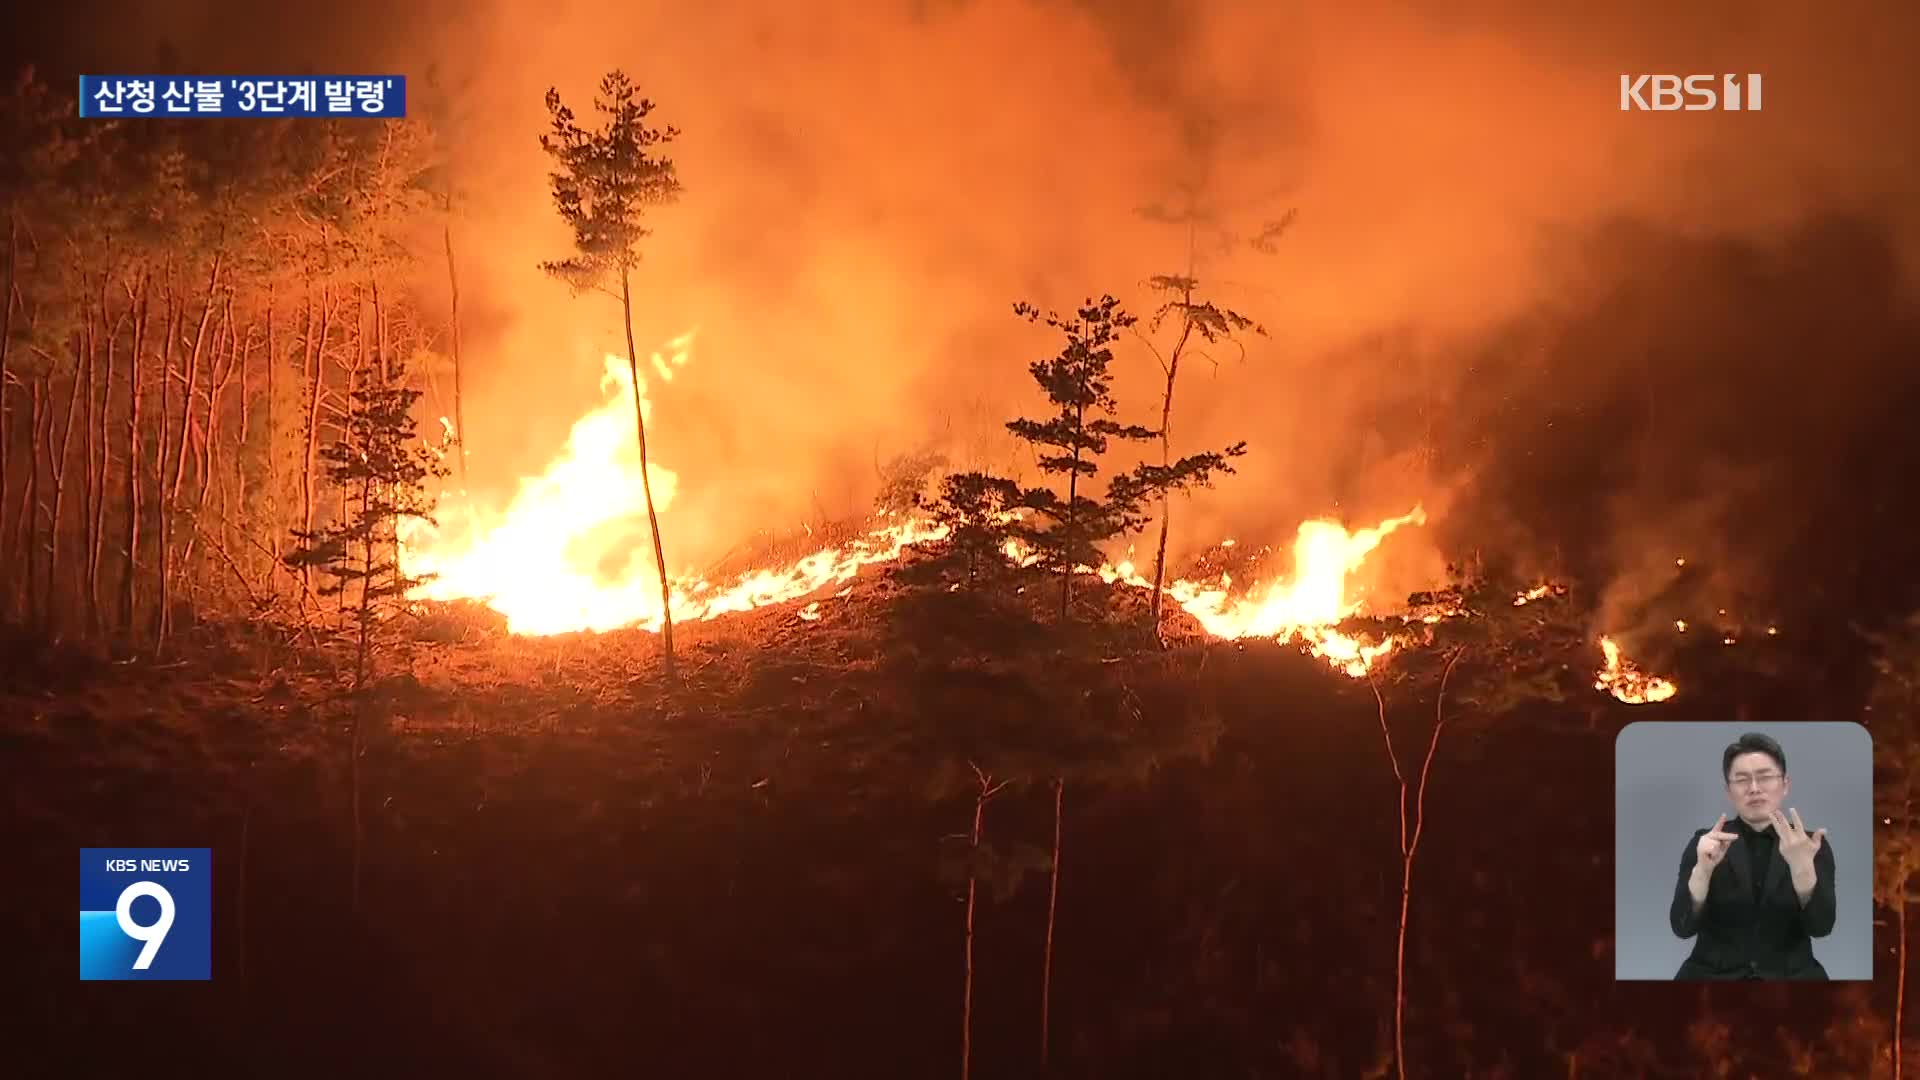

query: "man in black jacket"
xmin=1670 ymin=732 xmax=1837 ymax=979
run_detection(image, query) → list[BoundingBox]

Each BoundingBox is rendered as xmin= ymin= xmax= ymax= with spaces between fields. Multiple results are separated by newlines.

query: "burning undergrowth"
xmin=385 ymin=317 xmax=1707 ymax=704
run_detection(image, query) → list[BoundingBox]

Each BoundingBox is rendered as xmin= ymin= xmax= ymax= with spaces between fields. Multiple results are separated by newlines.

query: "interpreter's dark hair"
xmin=1722 ymin=732 xmax=1786 ymax=782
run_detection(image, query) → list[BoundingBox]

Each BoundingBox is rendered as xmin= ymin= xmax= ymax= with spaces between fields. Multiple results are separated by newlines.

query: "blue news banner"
xmin=79 ymin=75 xmax=407 ymax=118
xmin=79 ymin=848 xmax=212 ymax=980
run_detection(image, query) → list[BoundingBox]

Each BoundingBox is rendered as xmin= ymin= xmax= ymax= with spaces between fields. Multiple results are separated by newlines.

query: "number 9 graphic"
xmin=115 ymin=881 xmax=175 ymax=970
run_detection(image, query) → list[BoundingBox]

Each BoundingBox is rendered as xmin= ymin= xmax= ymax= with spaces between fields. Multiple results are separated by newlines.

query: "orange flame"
xmin=1595 ymin=636 xmax=1678 ymax=704
xmin=1099 ymin=509 xmax=1426 ymax=676
xmin=402 ymin=336 xmax=1426 ymax=676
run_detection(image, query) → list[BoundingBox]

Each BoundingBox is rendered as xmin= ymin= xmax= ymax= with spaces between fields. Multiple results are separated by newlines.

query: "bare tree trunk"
xmin=231 ymin=302 xmax=247 ymax=586
xmin=1148 ymin=319 xmax=1193 ymax=636
xmin=350 ymin=465 xmax=376 ymax=915
xmin=963 ymin=764 xmax=1008 ymax=1080
xmin=1148 ymin=226 xmax=1198 ymax=635
xmin=370 ymin=276 xmax=383 ymax=383
xmin=85 ymin=276 xmax=110 ymax=633
xmin=122 ymin=270 xmax=150 ymax=634
xmin=444 ymin=223 xmax=468 ymax=488
xmin=94 ymin=291 xmax=127 ymax=631
xmin=1898 ymin=864 xmax=1908 ymax=1080
xmin=1042 ymin=776 xmax=1064 ymax=1069
xmin=1899 ymin=787 xmax=1912 ymax=1080
xmin=180 ymin=317 xmax=215 ymax=616
xmin=298 ymin=282 xmax=313 ymax=539
xmin=0 ymin=212 xmax=15 ymax=617
xmin=265 ymin=280 xmax=278 ymax=599
xmin=372 ymin=280 xmax=403 ymax=599
xmin=1372 ymin=647 xmax=1465 ymax=1080
xmin=160 ymin=254 xmax=220 ymax=644
xmin=186 ymin=296 xmax=236 ymax=604
xmin=618 ymin=265 xmax=675 ymax=672
xmin=47 ymin=333 xmax=87 ymax=633
xmin=237 ymin=803 xmax=250 ymax=989
xmin=1061 ymin=405 xmax=1082 ymax=622
xmin=301 ymin=283 xmax=332 ymax=598
xmin=350 ymin=681 xmax=364 ymax=914
xmin=336 ymin=298 xmax=363 ymax=613
xmin=153 ymin=269 xmax=176 ymax=638
xmin=964 ymin=787 xmax=984 ymax=1080
xmin=24 ymin=379 xmax=45 ymax=626
xmin=97 ymin=295 xmax=127 ymax=633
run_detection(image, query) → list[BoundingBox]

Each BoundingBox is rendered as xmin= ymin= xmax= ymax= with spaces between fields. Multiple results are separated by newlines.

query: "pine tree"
xmin=282 ymin=356 xmax=445 ymax=913
xmin=283 ymin=358 xmax=447 ymax=686
xmin=919 ymin=470 xmax=1019 ymax=585
xmin=1004 ymin=295 xmax=1245 ymax=620
xmin=538 ymin=70 xmax=684 ymax=671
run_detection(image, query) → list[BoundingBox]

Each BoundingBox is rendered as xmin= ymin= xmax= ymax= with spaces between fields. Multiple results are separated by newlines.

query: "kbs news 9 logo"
xmin=79 ymin=849 xmax=212 ymax=980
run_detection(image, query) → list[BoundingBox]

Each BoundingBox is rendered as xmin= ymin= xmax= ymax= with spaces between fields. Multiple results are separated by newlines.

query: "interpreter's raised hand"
xmin=1774 ymin=808 xmax=1827 ymax=875
xmin=1696 ymin=813 xmax=1738 ymax=870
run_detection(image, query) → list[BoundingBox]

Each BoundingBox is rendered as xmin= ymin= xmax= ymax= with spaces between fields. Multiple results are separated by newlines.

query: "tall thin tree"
xmin=1005 ymin=296 xmax=1245 ymax=621
xmin=961 ymin=762 xmax=1011 ymax=1080
xmin=1041 ymin=775 xmax=1064 ymax=1069
xmin=284 ymin=356 xmax=447 ymax=911
xmin=538 ymin=70 xmax=684 ymax=670
xmin=1134 ymin=180 xmax=1288 ymax=638
xmin=1369 ymin=647 xmax=1463 ymax=1080
xmin=1135 ymin=274 xmax=1263 ymax=637
xmin=422 ymin=66 xmax=474 ymax=490
xmin=1869 ymin=613 xmax=1920 ymax=1079
xmin=1368 ymin=571 xmax=1584 ymax=1078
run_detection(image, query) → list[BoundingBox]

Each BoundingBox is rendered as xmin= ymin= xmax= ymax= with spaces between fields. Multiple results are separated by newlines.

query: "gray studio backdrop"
xmin=1614 ymin=721 xmax=1873 ymax=981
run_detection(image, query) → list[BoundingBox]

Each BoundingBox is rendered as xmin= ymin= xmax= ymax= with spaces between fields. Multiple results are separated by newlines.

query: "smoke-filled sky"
xmin=11 ymin=0 xmax=1920 ymax=648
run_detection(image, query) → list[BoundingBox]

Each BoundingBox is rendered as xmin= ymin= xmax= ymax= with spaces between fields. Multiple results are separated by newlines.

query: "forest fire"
xmin=1513 ymin=584 xmax=1557 ymax=606
xmin=1595 ymin=636 xmax=1679 ymax=704
xmin=398 ymin=342 xmax=952 ymax=635
xmin=1101 ymin=509 xmax=1426 ymax=676
xmin=399 ymin=348 xmax=1425 ymax=675
xmin=7 ymin=9 xmax=1914 ymax=1069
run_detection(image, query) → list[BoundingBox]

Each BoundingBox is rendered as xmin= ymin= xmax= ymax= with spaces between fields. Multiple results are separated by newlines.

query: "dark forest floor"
xmin=0 ymin=560 xmax=1904 ymax=1078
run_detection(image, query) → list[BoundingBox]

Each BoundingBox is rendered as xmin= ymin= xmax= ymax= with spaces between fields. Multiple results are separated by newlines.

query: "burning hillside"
xmin=399 ymin=341 xmax=1677 ymax=700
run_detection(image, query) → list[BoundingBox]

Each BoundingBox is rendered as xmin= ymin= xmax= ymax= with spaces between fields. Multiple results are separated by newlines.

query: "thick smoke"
xmin=16 ymin=0 xmax=1920 ymax=641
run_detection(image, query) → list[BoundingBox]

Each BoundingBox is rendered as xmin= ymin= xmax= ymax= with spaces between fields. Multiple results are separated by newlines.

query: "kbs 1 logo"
xmin=79 ymin=848 xmax=212 ymax=980
xmin=1620 ymin=74 xmax=1763 ymax=112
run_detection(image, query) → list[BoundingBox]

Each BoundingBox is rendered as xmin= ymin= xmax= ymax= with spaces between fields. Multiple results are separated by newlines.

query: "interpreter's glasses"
xmin=1729 ymin=772 xmax=1782 ymax=791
